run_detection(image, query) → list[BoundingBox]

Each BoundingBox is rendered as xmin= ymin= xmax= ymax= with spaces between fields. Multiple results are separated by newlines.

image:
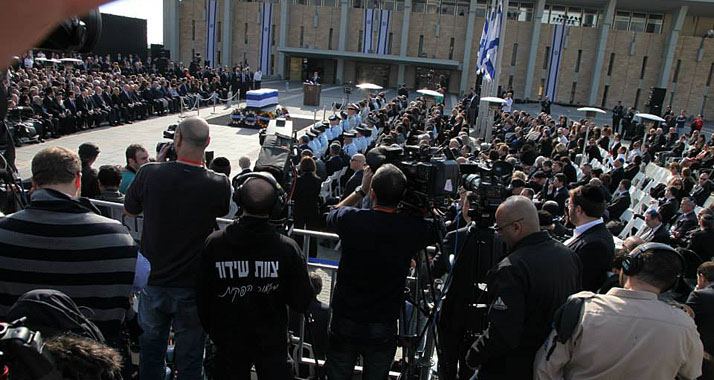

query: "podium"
xmin=303 ymin=83 xmax=321 ymax=106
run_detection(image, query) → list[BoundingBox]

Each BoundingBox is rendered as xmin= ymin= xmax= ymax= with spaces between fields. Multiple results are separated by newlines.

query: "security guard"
xmin=354 ymin=125 xmax=369 ymax=153
xmin=306 ymin=129 xmax=320 ymax=155
xmin=346 ymin=103 xmax=361 ymax=131
xmin=329 ymin=115 xmax=342 ymax=143
xmin=466 ymin=196 xmax=581 ymax=379
xmin=321 ymin=120 xmax=333 ymax=145
xmin=196 ymin=172 xmax=314 ymax=379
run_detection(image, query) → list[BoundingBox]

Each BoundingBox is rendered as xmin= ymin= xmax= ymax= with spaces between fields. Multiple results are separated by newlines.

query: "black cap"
xmin=320 ymin=120 xmax=330 ymax=128
xmin=306 ymin=130 xmax=317 ymax=138
xmin=78 ymin=143 xmax=100 ymax=160
xmin=367 ymin=115 xmax=379 ymax=125
xmin=329 ymin=115 xmax=339 ymax=121
xmin=340 ymin=111 xmax=348 ymax=120
xmin=310 ymin=127 xmax=321 ymax=135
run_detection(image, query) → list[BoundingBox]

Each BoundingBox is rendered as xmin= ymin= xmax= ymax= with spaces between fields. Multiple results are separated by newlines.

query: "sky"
xmin=99 ymin=0 xmax=163 ymax=45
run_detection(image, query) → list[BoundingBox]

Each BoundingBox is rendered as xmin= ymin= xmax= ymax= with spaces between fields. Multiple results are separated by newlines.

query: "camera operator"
xmin=465 ymin=196 xmax=581 ymax=379
xmin=325 ymin=163 xmax=435 ymax=380
xmin=124 ymin=116 xmax=231 ymax=379
xmin=196 ymin=171 xmax=314 ymax=379
xmin=535 ymin=243 xmax=703 ymax=379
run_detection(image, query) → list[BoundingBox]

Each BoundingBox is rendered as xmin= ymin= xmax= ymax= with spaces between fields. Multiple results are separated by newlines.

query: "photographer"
xmin=465 ymin=196 xmax=580 ymax=379
xmin=124 ymin=116 xmax=231 ymax=379
xmin=325 ymin=164 xmax=435 ymax=380
xmin=196 ymin=171 xmax=314 ymax=379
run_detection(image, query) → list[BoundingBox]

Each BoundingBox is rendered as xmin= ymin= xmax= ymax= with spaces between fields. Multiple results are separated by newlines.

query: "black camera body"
xmin=461 ymin=161 xmax=513 ymax=227
xmin=156 ymin=124 xmax=178 ymax=161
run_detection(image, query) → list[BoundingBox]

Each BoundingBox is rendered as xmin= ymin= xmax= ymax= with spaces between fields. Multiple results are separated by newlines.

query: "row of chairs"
xmin=320 ymin=167 xmax=348 ymax=201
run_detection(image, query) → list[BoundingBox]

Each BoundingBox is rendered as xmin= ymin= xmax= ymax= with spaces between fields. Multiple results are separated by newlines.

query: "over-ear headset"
xmin=622 ymin=242 xmax=686 ymax=292
xmin=232 ymin=171 xmax=286 ymax=216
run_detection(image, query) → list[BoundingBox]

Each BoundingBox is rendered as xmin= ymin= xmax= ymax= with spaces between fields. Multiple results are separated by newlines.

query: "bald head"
xmin=622 ymin=236 xmax=644 ymax=253
xmin=241 ymin=175 xmax=279 ymax=216
xmin=495 ymin=196 xmax=540 ymax=248
xmin=177 ymin=116 xmax=210 ymax=149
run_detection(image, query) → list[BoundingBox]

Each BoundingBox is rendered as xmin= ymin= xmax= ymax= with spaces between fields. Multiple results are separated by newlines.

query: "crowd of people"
xmin=3 ymin=51 xmax=264 ymax=142
xmin=4 ymin=49 xmax=714 ymax=380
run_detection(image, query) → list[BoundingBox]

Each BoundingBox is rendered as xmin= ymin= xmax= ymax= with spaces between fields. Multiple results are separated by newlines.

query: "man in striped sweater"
xmin=0 ymin=147 xmax=138 ymax=347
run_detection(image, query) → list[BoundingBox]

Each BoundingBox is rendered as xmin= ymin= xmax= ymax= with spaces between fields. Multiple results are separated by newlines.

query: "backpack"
xmin=7 ymin=289 xmax=105 ymax=343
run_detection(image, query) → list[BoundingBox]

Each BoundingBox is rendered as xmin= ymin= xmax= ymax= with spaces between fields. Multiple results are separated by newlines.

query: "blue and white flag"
xmin=545 ymin=23 xmax=567 ymax=101
xmin=259 ymin=3 xmax=273 ymax=73
xmin=476 ymin=11 xmax=490 ymax=75
xmin=205 ymin=0 xmax=218 ymax=67
xmin=481 ymin=2 xmax=502 ymax=82
xmin=375 ymin=9 xmax=391 ymax=55
xmin=362 ymin=9 xmax=376 ymax=54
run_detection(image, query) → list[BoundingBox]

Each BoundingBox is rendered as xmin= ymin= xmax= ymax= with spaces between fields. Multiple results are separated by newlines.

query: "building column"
xmin=277 ymin=0 xmax=289 ymax=79
xmin=335 ymin=0 xmax=350 ymax=84
xmin=457 ymin=0 xmax=479 ymax=96
xmin=522 ymin=0 xmax=545 ymax=101
xmin=587 ymin=0 xmax=616 ymax=106
xmin=396 ymin=0 xmax=412 ymax=86
xmin=163 ymin=0 xmax=180 ymax=61
xmin=657 ymin=6 xmax=688 ymax=89
xmin=222 ymin=0 xmax=232 ymax=68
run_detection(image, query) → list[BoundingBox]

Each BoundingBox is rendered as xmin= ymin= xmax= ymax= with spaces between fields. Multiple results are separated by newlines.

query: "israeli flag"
xmin=476 ymin=11 xmax=490 ymax=74
xmin=259 ymin=3 xmax=273 ymax=73
xmin=362 ymin=9 xmax=376 ymax=53
xmin=375 ymin=10 xmax=391 ymax=55
xmin=482 ymin=2 xmax=502 ymax=82
xmin=205 ymin=0 xmax=218 ymax=67
xmin=545 ymin=23 xmax=567 ymax=101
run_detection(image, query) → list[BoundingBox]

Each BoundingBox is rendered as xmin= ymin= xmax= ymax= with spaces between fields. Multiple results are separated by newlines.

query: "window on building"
xmin=441 ymin=0 xmax=456 ymax=16
xmin=300 ymin=26 xmax=305 ymax=47
xmin=418 ymin=35 xmax=425 ymax=56
xmin=601 ymin=85 xmax=609 ymax=108
xmin=449 ymin=38 xmax=455 ymax=60
xmin=541 ymin=5 xmax=550 ymax=23
xmin=192 ymin=20 xmax=196 ymax=40
xmin=519 ymin=2 xmax=533 ymax=22
xmin=707 ymin=63 xmax=714 ymax=87
xmin=640 ymin=56 xmax=648 ymax=79
xmin=456 ymin=0 xmax=469 ymax=16
xmin=634 ymin=88 xmax=641 ymax=109
xmin=673 ymin=59 xmax=682 ymax=83
xmin=646 ymin=14 xmax=663 ymax=34
xmin=669 ymin=91 xmax=675 ymax=106
xmin=328 ymin=28 xmax=334 ymax=50
xmin=358 ymin=30 xmax=363 ymax=50
xmin=426 ymin=0 xmax=439 ymax=14
xmin=549 ymin=5 xmax=565 ymax=24
xmin=575 ymin=50 xmax=582 ymax=73
xmin=614 ymin=11 xmax=630 ymax=31
xmin=543 ymin=46 xmax=550 ymax=69
xmin=511 ymin=43 xmax=518 ymax=66
xmin=508 ymin=75 xmax=514 ymax=89
xmin=395 ymin=0 xmax=405 ymax=11
xmin=566 ymin=7 xmax=582 ymax=26
xmin=413 ymin=0 xmax=426 ymax=12
xmin=217 ymin=50 xmax=221 ymax=65
xmin=538 ymin=78 xmax=546 ymax=97
xmin=218 ymin=22 xmax=222 ymax=42
xmin=270 ymin=54 xmax=275 ymax=74
xmin=192 ymin=48 xmax=195 ymax=59
xmin=630 ymin=13 xmax=646 ymax=32
xmin=582 ymin=9 xmax=598 ymax=27
xmin=324 ymin=0 xmax=336 ymax=6
xmin=272 ymin=25 xmax=276 ymax=46
xmin=507 ymin=4 xmax=520 ymax=20
xmin=388 ymin=32 xmax=393 ymax=54
xmin=244 ymin=23 xmax=248 ymax=44
xmin=569 ymin=82 xmax=577 ymax=104
xmin=607 ymin=53 xmax=615 ymax=76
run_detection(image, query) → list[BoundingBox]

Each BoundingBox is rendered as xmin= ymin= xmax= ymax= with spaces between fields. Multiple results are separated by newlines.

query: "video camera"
xmin=366 ymin=144 xmax=460 ymax=212
xmin=460 ymin=160 xmax=513 ymax=227
xmin=156 ymin=124 xmax=178 ymax=161
xmin=0 ymin=319 xmax=60 ymax=380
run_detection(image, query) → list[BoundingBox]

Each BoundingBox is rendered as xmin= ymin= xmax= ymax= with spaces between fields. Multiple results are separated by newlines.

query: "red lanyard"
xmin=177 ymin=158 xmax=204 ymax=167
xmin=373 ymin=206 xmax=398 ymax=214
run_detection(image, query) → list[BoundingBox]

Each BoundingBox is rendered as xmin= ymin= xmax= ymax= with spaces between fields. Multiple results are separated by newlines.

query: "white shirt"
xmin=253 ymin=71 xmax=262 ymax=81
xmin=504 ymin=97 xmax=513 ymax=112
xmin=564 ymin=218 xmax=604 ymax=245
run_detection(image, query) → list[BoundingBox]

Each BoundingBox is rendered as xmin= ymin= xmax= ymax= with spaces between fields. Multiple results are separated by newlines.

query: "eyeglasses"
xmin=494 ymin=218 xmax=524 ymax=232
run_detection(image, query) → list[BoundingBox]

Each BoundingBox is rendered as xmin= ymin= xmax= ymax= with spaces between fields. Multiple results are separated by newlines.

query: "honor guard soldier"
xmin=342 ymin=130 xmax=359 ymax=158
xmin=329 ymin=115 xmax=342 ymax=143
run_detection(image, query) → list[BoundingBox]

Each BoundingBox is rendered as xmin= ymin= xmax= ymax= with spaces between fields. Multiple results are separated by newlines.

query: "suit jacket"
xmin=692 ymin=181 xmax=713 ymax=207
xmin=688 ymin=229 xmax=714 ymax=261
xmin=546 ymin=186 xmax=569 ymax=215
xmin=657 ymin=197 xmax=679 ymax=225
xmin=325 ymin=156 xmax=345 ymax=176
xmin=63 ymin=98 xmax=78 ymax=115
xmin=92 ymin=93 xmax=107 ymax=108
xmin=566 ymin=222 xmax=615 ymax=292
xmin=686 ymin=285 xmax=714 ymax=354
xmin=607 ymin=192 xmax=631 ymax=221
xmin=672 ymin=212 xmax=698 ymax=236
xmin=293 ymin=173 xmax=322 ymax=224
xmin=609 ymin=167 xmax=625 ymax=193
xmin=641 ymin=224 xmax=670 ymax=245
xmin=342 ymin=170 xmax=363 ymax=197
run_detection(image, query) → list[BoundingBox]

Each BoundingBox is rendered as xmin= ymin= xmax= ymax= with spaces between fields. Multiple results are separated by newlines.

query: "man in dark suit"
xmin=565 ymin=184 xmax=615 ymax=292
xmin=670 ymin=197 xmax=699 ymax=243
xmin=686 ymin=261 xmax=714 ymax=380
xmin=342 ymin=154 xmax=365 ymax=198
xmin=92 ymin=87 xmax=118 ymax=125
xmin=325 ymin=144 xmax=345 ymax=177
xmin=688 ymin=214 xmax=714 ymax=261
xmin=657 ymin=186 xmax=680 ymax=225
xmin=607 ymin=179 xmax=631 ymax=221
xmin=692 ymin=173 xmax=713 ymax=207
xmin=641 ymin=210 xmax=670 ymax=245
xmin=609 ymin=158 xmax=625 ymax=194
xmin=545 ymin=173 xmax=569 ymax=216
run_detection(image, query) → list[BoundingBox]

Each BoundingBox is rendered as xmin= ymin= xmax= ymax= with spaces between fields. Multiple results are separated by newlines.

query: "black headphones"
xmin=232 ymin=171 xmax=286 ymax=216
xmin=621 ymin=242 xmax=686 ymax=292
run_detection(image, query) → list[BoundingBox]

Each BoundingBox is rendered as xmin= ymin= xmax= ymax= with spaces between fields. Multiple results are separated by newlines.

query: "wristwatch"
xmin=355 ymin=186 xmax=366 ymax=197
